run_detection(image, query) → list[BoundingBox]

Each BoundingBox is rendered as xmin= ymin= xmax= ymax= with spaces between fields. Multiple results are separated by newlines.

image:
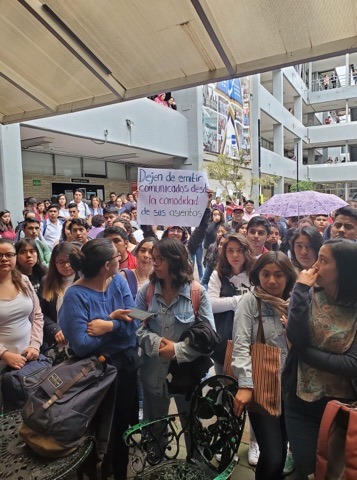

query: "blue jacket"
xmin=59 ymin=274 xmax=136 ymax=358
xmin=135 ymin=280 xmax=215 ymax=395
xmin=231 ymin=291 xmax=288 ymax=389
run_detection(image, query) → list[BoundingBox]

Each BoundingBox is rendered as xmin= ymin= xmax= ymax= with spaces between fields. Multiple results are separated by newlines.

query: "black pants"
xmin=104 ymin=350 xmax=139 ymax=480
xmin=284 ymin=396 xmax=328 ymax=480
xmin=248 ymin=409 xmax=287 ymax=480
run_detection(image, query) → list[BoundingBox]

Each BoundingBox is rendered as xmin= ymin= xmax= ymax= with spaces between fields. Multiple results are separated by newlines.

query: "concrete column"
xmin=275 ymin=176 xmax=284 ymax=194
xmin=346 ymin=99 xmax=349 ymax=122
xmin=273 ymin=123 xmax=284 ymax=157
xmin=346 ymin=53 xmax=350 ymax=86
xmin=272 ymin=70 xmax=283 ymax=103
xmin=294 ymin=138 xmax=303 ymax=185
xmin=172 ymin=86 xmax=203 ymax=170
xmin=0 ymin=124 xmax=24 ymax=224
xmin=308 ymin=62 xmax=312 ymax=90
xmin=307 ymin=149 xmax=315 ymax=165
xmin=250 ymin=74 xmax=261 ymax=202
xmin=294 ymin=95 xmax=302 ymax=122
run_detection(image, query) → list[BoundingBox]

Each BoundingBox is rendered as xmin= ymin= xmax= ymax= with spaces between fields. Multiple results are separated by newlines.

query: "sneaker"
xmin=283 ymin=450 xmax=295 ymax=476
xmin=248 ymin=440 xmax=260 ymax=466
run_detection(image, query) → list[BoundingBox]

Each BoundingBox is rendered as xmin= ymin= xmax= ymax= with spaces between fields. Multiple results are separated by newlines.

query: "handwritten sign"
xmin=137 ymin=168 xmax=209 ymax=227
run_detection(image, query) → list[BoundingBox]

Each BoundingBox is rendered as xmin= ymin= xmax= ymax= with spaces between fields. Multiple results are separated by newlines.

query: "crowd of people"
xmin=0 ymin=188 xmax=356 ymax=480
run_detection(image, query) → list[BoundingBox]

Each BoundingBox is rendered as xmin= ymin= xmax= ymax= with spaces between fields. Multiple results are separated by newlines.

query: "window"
xmin=83 ymin=158 xmax=106 ymax=176
xmin=22 ymin=151 xmax=54 ymax=174
xmin=55 ymin=155 xmax=81 ymax=176
xmin=107 ymin=162 xmax=126 ymax=180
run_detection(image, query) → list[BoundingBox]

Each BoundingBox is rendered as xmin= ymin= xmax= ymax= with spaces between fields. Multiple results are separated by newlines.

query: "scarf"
xmin=253 ymin=286 xmax=290 ymax=318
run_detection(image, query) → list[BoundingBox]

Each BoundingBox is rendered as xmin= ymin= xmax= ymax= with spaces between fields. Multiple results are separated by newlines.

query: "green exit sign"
xmin=33 ymin=179 xmax=41 ymax=186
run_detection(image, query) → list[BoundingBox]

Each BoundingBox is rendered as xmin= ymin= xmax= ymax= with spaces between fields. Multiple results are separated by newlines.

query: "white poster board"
xmin=137 ymin=168 xmax=210 ymax=227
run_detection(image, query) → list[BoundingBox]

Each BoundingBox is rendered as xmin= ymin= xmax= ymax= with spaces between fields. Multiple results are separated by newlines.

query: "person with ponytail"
xmin=58 ymin=238 xmax=139 ymax=480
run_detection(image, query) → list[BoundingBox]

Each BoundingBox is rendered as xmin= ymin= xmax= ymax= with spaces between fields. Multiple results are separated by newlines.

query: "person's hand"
xmin=109 ymin=309 xmax=133 ymax=322
xmin=87 ymin=319 xmax=114 ymax=336
xmin=281 ymin=314 xmax=287 ymax=328
xmin=297 ymin=265 xmax=319 ymax=287
xmin=54 ymin=330 xmax=66 ymax=345
xmin=234 ymin=388 xmax=253 ymax=416
xmin=159 ymin=338 xmax=176 ymax=359
xmin=1 ymin=351 xmax=27 ymax=369
xmin=22 ymin=347 xmax=39 ymax=361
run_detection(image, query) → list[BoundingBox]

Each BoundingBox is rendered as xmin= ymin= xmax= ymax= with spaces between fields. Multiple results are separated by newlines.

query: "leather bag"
xmin=315 ymin=400 xmax=357 ymax=480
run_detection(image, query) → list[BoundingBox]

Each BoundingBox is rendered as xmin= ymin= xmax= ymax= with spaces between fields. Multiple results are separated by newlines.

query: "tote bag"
xmin=223 ymin=297 xmax=282 ymax=416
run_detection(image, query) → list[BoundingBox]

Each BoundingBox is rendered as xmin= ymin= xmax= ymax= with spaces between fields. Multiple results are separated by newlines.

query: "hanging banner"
xmin=137 ymin=167 xmax=210 ymax=227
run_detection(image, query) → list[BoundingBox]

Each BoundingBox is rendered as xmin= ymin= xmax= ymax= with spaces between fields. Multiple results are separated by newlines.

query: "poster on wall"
xmin=202 ymin=77 xmax=251 ymax=161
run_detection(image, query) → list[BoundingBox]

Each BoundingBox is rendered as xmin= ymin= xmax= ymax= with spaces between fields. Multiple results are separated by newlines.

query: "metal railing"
xmin=310 ymin=73 xmax=357 ymax=92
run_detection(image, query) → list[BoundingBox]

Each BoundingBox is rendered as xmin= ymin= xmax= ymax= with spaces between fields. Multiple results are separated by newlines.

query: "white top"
xmin=208 ymin=270 xmax=250 ymax=313
xmin=0 ymin=292 xmax=32 ymax=361
xmin=43 ymin=219 xmax=62 ymax=250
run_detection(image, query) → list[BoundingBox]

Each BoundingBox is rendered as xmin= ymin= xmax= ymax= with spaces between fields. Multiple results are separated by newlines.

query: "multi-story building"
xmin=1 ymin=54 xmax=357 ymax=222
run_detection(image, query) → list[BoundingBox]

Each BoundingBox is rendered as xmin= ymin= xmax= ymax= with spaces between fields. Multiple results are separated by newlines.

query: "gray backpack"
xmin=19 ymin=356 xmax=117 ymax=459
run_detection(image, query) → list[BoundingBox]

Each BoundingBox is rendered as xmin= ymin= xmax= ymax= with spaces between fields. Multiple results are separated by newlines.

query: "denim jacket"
xmin=135 ymin=280 xmax=215 ymax=395
xmin=231 ymin=291 xmax=288 ymax=389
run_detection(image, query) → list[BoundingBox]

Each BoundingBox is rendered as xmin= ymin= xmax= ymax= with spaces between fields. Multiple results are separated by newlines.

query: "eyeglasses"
xmin=168 ymin=227 xmax=183 ymax=233
xmin=55 ymin=260 xmax=71 ymax=267
xmin=0 ymin=252 xmax=16 ymax=259
xmin=110 ymin=254 xmax=121 ymax=260
xmin=150 ymin=256 xmax=164 ymax=266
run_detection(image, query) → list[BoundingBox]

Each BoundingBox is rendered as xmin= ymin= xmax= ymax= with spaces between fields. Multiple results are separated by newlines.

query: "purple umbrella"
xmin=257 ymin=191 xmax=348 ymax=217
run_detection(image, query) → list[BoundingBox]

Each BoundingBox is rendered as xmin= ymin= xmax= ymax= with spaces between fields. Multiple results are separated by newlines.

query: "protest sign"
xmin=137 ymin=167 xmax=209 ymax=227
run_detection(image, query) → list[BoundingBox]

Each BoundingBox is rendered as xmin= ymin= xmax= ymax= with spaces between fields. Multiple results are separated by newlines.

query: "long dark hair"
xmin=69 ymin=238 xmax=116 ymax=279
xmin=42 ymin=242 xmax=78 ymax=301
xmin=217 ymin=233 xmax=256 ymax=278
xmin=290 ymin=226 xmax=322 ymax=269
xmin=0 ymin=239 xmax=29 ymax=295
xmin=15 ymin=238 xmax=47 ymax=279
xmin=322 ymin=239 xmax=357 ymax=307
xmin=249 ymin=251 xmax=297 ymax=300
xmin=149 ymin=238 xmax=193 ymax=290
xmin=0 ymin=210 xmax=13 ymax=232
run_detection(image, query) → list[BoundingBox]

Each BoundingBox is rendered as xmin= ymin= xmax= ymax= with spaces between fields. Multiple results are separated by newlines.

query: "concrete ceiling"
xmin=1 ymin=0 xmax=357 ymax=125
xmin=20 ymin=125 xmax=176 ymax=166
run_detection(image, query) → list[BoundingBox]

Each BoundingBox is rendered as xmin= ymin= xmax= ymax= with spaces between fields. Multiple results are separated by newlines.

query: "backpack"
xmin=315 ymin=400 xmax=357 ymax=480
xmin=1 ymin=354 xmax=53 ymax=413
xmin=19 ymin=356 xmax=117 ymax=459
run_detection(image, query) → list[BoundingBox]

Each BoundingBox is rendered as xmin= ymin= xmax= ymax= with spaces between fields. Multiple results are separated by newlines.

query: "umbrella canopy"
xmin=257 ymin=191 xmax=348 ymax=217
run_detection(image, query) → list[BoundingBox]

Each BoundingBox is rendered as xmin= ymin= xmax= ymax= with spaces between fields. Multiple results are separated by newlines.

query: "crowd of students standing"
xmin=0 ymin=189 xmax=356 ymax=480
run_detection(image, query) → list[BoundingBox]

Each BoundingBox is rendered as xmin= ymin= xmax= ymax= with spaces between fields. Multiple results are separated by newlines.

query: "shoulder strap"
xmin=254 ymin=296 xmax=265 ymax=344
xmin=120 ymin=269 xmax=138 ymax=299
xmin=316 ymin=400 xmax=343 ymax=480
xmin=42 ymin=220 xmax=48 ymax=236
xmin=190 ymin=280 xmax=201 ymax=317
xmin=345 ymin=405 xmax=357 ymax=480
xmin=145 ymin=281 xmax=155 ymax=308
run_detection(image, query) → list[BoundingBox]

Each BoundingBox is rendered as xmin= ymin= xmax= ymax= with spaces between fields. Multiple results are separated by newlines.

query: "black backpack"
xmin=19 ymin=356 xmax=117 ymax=459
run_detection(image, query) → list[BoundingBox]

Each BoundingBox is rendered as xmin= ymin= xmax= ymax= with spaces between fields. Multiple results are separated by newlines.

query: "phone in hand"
xmin=128 ymin=308 xmax=154 ymax=322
